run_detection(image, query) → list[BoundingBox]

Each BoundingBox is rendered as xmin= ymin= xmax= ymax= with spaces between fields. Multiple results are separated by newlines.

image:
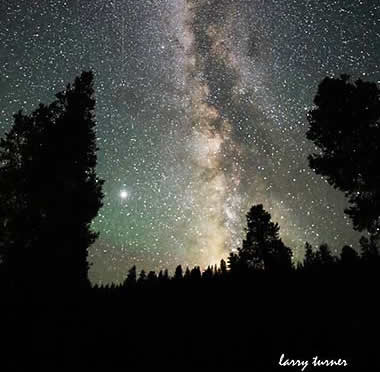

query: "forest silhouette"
xmin=0 ymin=72 xmax=379 ymax=371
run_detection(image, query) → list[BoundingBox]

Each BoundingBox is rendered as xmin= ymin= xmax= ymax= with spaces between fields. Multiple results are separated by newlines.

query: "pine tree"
xmin=158 ymin=270 xmax=164 ymax=281
xmin=303 ymin=242 xmax=316 ymax=270
xmin=227 ymin=251 xmax=239 ymax=272
xmin=184 ymin=267 xmax=191 ymax=280
xmin=359 ymin=235 xmax=379 ymax=265
xmin=202 ymin=266 xmax=213 ymax=280
xmin=163 ymin=269 xmax=169 ymax=281
xmin=124 ymin=265 xmax=137 ymax=288
xmin=138 ymin=270 xmax=146 ymax=284
xmin=174 ymin=265 xmax=183 ymax=280
xmin=340 ymin=245 xmax=359 ymax=267
xmin=0 ymin=71 xmax=104 ymax=290
xmin=190 ymin=266 xmax=201 ymax=281
xmin=307 ymin=75 xmax=380 ymax=235
xmin=220 ymin=259 xmax=227 ymax=275
xmin=147 ymin=271 xmax=157 ymax=282
xmin=237 ymin=204 xmax=292 ymax=272
xmin=316 ymin=243 xmax=334 ymax=266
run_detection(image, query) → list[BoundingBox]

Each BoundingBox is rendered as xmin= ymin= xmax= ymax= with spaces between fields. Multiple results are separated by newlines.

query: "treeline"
xmin=95 ymin=202 xmax=379 ymax=291
xmin=94 ymin=236 xmax=379 ymax=293
xmin=0 ymin=72 xmax=379 ymax=294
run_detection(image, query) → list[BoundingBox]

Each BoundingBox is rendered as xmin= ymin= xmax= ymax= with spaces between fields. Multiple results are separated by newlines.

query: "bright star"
xmin=120 ymin=190 xmax=128 ymax=199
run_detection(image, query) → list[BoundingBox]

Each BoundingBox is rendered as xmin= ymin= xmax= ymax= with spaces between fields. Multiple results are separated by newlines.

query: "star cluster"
xmin=1 ymin=0 xmax=379 ymax=283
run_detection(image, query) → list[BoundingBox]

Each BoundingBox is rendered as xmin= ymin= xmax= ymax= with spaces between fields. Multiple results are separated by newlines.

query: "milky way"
xmin=1 ymin=0 xmax=379 ymax=283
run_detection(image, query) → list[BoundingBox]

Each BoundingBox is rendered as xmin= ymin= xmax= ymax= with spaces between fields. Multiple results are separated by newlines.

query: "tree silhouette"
xmin=124 ymin=265 xmax=137 ymax=288
xmin=265 ymin=239 xmax=293 ymax=272
xmin=236 ymin=204 xmax=292 ymax=272
xmin=184 ymin=267 xmax=191 ymax=280
xmin=190 ymin=266 xmax=201 ymax=281
xmin=220 ymin=259 xmax=227 ymax=276
xmin=146 ymin=271 xmax=158 ymax=288
xmin=158 ymin=269 xmax=170 ymax=284
xmin=316 ymin=243 xmax=334 ymax=266
xmin=147 ymin=270 xmax=157 ymax=282
xmin=0 ymin=71 xmax=104 ymax=290
xmin=174 ymin=265 xmax=183 ymax=281
xmin=138 ymin=269 xmax=146 ymax=284
xmin=359 ymin=235 xmax=379 ymax=270
xmin=227 ymin=251 xmax=239 ymax=272
xmin=202 ymin=266 xmax=213 ymax=280
xmin=307 ymin=75 xmax=380 ymax=236
xmin=340 ymin=245 xmax=359 ymax=267
xmin=158 ymin=270 xmax=164 ymax=281
xmin=303 ymin=242 xmax=316 ymax=270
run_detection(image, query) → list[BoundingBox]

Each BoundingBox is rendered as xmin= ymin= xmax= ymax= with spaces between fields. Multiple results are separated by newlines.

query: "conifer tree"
xmin=303 ymin=242 xmax=316 ymax=270
xmin=237 ymin=204 xmax=292 ymax=272
xmin=220 ymin=259 xmax=227 ymax=275
xmin=174 ymin=265 xmax=183 ymax=280
xmin=307 ymin=75 xmax=380 ymax=236
xmin=0 ymin=71 xmax=104 ymax=290
xmin=124 ymin=265 xmax=137 ymax=288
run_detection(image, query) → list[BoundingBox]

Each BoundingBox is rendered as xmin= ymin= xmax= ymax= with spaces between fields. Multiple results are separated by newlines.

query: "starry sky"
xmin=1 ymin=0 xmax=379 ymax=284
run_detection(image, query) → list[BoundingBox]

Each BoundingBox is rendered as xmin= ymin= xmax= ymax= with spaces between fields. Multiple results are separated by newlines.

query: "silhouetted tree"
xmin=190 ymin=266 xmax=201 ymax=281
xmin=359 ymin=235 xmax=379 ymax=268
xmin=0 ymin=71 xmax=104 ymax=290
xmin=227 ymin=251 xmax=240 ymax=272
xmin=146 ymin=271 xmax=157 ymax=287
xmin=158 ymin=269 xmax=170 ymax=284
xmin=340 ymin=245 xmax=359 ymax=267
xmin=184 ymin=267 xmax=191 ymax=280
xmin=236 ymin=204 xmax=292 ymax=272
xmin=316 ymin=243 xmax=335 ymax=266
xmin=163 ymin=269 xmax=169 ymax=281
xmin=202 ymin=266 xmax=213 ymax=280
xmin=303 ymin=242 xmax=316 ymax=270
xmin=138 ymin=270 xmax=146 ymax=284
xmin=174 ymin=265 xmax=183 ymax=281
xmin=123 ymin=265 xmax=137 ymax=288
xmin=213 ymin=264 xmax=218 ymax=277
xmin=220 ymin=259 xmax=227 ymax=276
xmin=307 ymin=75 xmax=380 ymax=236
xmin=158 ymin=270 xmax=164 ymax=281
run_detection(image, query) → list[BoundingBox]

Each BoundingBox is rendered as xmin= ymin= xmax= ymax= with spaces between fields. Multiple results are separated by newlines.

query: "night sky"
xmin=1 ymin=0 xmax=379 ymax=284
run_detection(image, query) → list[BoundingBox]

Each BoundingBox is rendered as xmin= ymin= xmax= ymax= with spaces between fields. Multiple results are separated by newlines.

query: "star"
xmin=120 ymin=190 xmax=128 ymax=200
